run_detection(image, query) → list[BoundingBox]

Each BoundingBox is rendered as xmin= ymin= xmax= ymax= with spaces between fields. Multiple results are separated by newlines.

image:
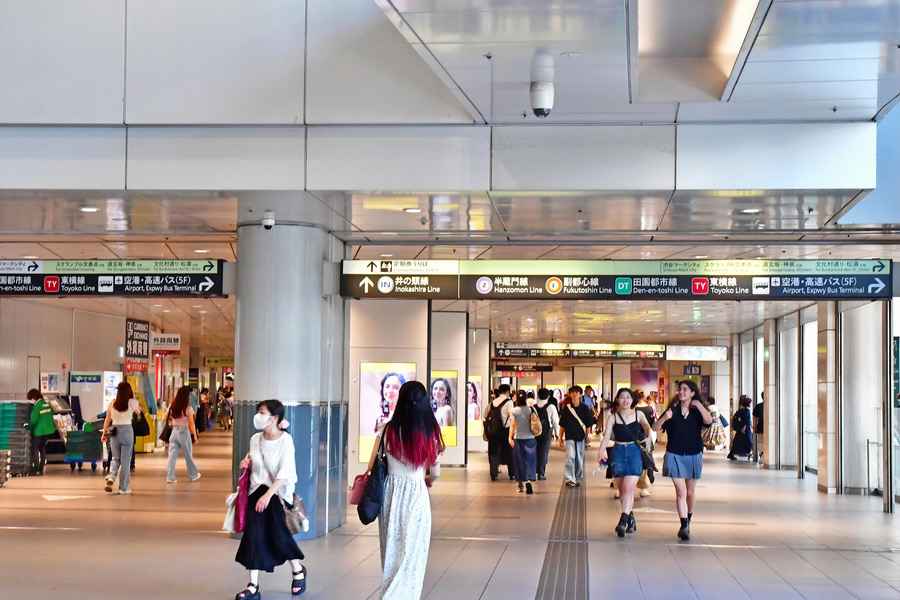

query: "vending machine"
xmin=69 ymin=371 xmax=123 ymax=422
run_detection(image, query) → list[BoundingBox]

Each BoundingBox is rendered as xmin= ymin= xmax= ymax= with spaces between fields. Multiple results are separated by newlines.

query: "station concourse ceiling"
xmin=1 ymin=1 xmax=900 ymax=352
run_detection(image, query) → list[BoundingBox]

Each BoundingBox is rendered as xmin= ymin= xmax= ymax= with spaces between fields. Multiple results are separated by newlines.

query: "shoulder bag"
xmin=529 ymin=407 xmax=543 ymax=436
xmin=132 ymin=411 xmax=151 ymax=437
xmin=567 ymin=404 xmax=587 ymax=431
xmin=357 ymin=434 xmax=387 ymax=525
xmin=259 ymin=442 xmax=310 ymax=535
xmin=618 ymin=413 xmax=658 ymax=473
xmin=158 ymin=411 xmax=173 ymax=443
xmin=224 ymin=466 xmax=252 ymax=533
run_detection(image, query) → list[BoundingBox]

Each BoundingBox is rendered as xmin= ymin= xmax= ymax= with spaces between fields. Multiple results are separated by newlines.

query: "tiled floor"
xmin=1 ymin=431 xmax=899 ymax=599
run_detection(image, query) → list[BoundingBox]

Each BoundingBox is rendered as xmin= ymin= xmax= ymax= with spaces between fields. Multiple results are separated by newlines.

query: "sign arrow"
xmin=359 ymin=277 xmax=374 ymax=293
xmin=874 ymin=260 xmax=886 ymax=273
xmin=868 ymin=278 xmax=886 ymax=295
xmin=198 ymin=277 xmax=214 ymax=292
xmin=27 ymin=261 xmax=38 ymax=272
xmin=367 ymin=261 xmax=378 ymax=273
xmin=203 ymin=260 xmax=214 ymax=272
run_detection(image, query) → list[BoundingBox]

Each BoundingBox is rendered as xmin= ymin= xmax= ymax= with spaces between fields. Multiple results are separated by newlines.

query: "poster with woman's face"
xmin=431 ymin=370 xmax=458 ymax=446
xmin=358 ymin=363 xmax=416 ymax=462
xmin=466 ymin=375 xmax=483 ymax=436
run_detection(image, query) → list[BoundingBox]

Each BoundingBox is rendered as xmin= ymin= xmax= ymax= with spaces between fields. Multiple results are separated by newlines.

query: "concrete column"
xmin=731 ymin=333 xmax=741 ymax=418
xmin=763 ymin=319 xmax=777 ymax=468
xmin=818 ymin=302 xmax=839 ymax=493
xmin=710 ymin=337 xmax=730 ymax=408
xmin=234 ymin=222 xmax=347 ymax=539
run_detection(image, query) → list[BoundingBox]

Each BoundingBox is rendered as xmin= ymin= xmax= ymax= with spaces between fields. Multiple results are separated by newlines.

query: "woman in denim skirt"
xmin=597 ymin=388 xmax=653 ymax=537
xmin=652 ymin=381 xmax=712 ymax=541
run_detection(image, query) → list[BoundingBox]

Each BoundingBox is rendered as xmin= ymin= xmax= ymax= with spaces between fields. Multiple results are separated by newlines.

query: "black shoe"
xmin=235 ymin=583 xmax=260 ymax=600
xmin=727 ymin=454 xmax=736 ymax=460
xmin=509 ymin=475 xmax=515 ymax=480
xmin=678 ymin=518 xmax=690 ymax=541
xmin=615 ymin=513 xmax=628 ymax=538
xmin=491 ymin=475 xmax=498 ymax=482
xmin=525 ymin=482 xmax=533 ymax=495
xmin=291 ymin=566 xmax=307 ymax=596
xmin=626 ymin=512 xmax=636 ymax=533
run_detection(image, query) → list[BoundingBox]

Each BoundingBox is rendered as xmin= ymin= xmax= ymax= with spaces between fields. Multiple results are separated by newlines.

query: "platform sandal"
xmin=235 ymin=582 xmax=260 ymax=600
xmin=291 ymin=566 xmax=307 ymax=595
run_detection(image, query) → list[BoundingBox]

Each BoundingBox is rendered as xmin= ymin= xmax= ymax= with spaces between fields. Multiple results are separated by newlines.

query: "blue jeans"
xmin=166 ymin=427 xmax=199 ymax=482
xmin=109 ymin=425 xmax=134 ymax=492
xmin=565 ymin=439 xmax=585 ymax=484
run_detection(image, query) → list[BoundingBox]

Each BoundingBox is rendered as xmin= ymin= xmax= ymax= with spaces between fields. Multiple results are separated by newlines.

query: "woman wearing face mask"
xmin=374 ymin=373 xmax=406 ymax=433
xmin=431 ymin=378 xmax=454 ymax=427
xmin=234 ymin=400 xmax=306 ymax=599
xmin=652 ymin=381 xmax=713 ymax=541
xmin=597 ymin=388 xmax=653 ymax=537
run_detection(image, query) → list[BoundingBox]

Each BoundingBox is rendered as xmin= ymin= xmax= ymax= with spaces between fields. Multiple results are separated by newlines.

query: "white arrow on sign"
xmin=868 ymin=278 xmax=886 ymax=295
xmin=42 ymin=495 xmax=93 ymax=502
xmin=359 ymin=277 xmax=374 ymax=293
xmin=198 ymin=277 xmax=214 ymax=292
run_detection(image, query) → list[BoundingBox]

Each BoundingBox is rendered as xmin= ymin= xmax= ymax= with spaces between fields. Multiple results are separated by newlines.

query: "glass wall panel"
xmin=802 ymin=320 xmax=819 ymax=473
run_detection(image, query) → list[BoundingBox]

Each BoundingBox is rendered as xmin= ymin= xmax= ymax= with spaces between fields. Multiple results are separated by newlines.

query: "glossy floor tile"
xmin=0 ymin=431 xmax=898 ymax=599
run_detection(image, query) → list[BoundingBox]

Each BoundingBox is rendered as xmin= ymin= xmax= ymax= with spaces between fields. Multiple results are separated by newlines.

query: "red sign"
xmin=222 ymin=367 xmax=235 ymax=375
xmin=691 ymin=278 xmax=709 ymax=294
xmin=44 ymin=276 xmax=60 ymax=293
xmin=125 ymin=359 xmax=149 ymax=374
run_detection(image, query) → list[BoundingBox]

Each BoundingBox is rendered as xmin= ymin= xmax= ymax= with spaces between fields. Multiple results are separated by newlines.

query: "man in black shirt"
xmin=753 ymin=392 xmax=765 ymax=462
xmin=559 ymin=386 xmax=595 ymax=487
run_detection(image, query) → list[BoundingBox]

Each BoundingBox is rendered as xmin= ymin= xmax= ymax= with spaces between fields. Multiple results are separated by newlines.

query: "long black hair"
xmin=467 ymin=381 xmax=479 ymax=405
xmin=385 ymin=381 xmax=445 ymax=468
xmin=669 ymin=380 xmax=705 ymax=411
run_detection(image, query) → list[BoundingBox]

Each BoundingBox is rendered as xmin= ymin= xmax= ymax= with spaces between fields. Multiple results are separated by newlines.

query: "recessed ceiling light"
xmin=198 ymin=310 xmax=207 ymax=314
xmin=741 ymin=208 xmax=761 ymax=214
xmin=162 ymin=310 xmax=171 ymax=313
xmin=694 ymin=255 xmax=708 ymax=259
xmin=403 ymin=208 xmax=423 ymax=214
xmin=23 ymin=255 xmax=38 ymax=259
xmin=380 ymin=254 xmax=394 ymax=258
xmin=195 ymin=249 xmax=209 ymax=254
xmin=192 ymin=305 xmax=201 ymax=308
xmin=80 ymin=207 xmax=100 ymax=213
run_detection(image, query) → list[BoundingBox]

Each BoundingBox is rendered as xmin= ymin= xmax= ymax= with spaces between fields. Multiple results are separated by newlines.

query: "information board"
xmin=0 ymin=260 xmax=225 ymax=297
xmin=494 ymin=342 xmax=666 ymax=360
xmin=342 ymin=259 xmax=893 ymax=301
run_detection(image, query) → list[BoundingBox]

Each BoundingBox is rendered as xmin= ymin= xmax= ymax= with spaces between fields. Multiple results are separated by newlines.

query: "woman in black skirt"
xmin=234 ymin=400 xmax=306 ymax=599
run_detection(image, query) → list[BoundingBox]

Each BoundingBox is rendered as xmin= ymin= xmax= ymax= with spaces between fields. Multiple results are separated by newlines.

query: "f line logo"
xmin=545 ymin=277 xmax=562 ymax=295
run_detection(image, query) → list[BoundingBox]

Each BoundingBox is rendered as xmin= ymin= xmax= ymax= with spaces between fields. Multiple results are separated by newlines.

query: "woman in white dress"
xmin=370 ymin=381 xmax=445 ymax=600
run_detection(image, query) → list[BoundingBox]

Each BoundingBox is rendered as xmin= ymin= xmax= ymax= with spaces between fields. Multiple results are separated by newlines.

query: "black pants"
xmin=30 ymin=434 xmax=49 ymax=474
xmin=487 ymin=430 xmax=512 ymax=479
xmin=535 ymin=434 xmax=552 ymax=478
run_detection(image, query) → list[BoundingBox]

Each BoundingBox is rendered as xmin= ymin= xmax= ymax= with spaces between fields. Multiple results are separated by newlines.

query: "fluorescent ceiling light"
xmin=194 ymin=249 xmax=209 ymax=254
xmin=741 ymin=208 xmax=761 ymax=214
xmin=403 ymin=208 xmax=423 ymax=214
xmin=23 ymin=255 xmax=38 ymax=259
xmin=694 ymin=255 xmax=709 ymax=259
xmin=380 ymin=254 xmax=394 ymax=258
xmin=80 ymin=206 xmax=100 ymax=213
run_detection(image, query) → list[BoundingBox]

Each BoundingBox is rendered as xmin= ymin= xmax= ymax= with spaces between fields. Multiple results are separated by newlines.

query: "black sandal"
xmin=291 ymin=566 xmax=307 ymax=595
xmin=235 ymin=582 xmax=260 ymax=600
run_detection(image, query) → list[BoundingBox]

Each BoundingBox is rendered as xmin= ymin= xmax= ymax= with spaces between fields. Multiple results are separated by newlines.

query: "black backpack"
xmin=484 ymin=399 xmax=510 ymax=438
xmin=535 ymin=403 xmax=551 ymax=438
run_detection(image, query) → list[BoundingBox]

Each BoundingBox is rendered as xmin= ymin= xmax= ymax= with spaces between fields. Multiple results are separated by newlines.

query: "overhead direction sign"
xmin=494 ymin=342 xmax=667 ymax=360
xmin=341 ymin=260 xmax=458 ymax=299
xmin=0 ymin=260 xmax=225 ymax=297
xmin=341 ymin=259 xmax=893 ymax=301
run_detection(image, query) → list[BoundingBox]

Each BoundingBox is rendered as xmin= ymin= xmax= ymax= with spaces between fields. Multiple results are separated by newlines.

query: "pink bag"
xmin=234 ymin=467 xmax=251 ymax=533
xmin=349 ymin=473 xmax=368 ymax=505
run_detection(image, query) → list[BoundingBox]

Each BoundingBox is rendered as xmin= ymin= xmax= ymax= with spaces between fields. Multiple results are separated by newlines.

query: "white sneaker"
xmin=640 ymin=489 xmax=651 ymax=498
xmin=117 ymin=488 xmax=132 ymax=495
xmin=190 ymin=473 xmax=202 ymax=482
xmin=166 ymin=479 xmax=176 ymax=484
xmin=104 ymin=478 xmax=114 ymax=494
xmin=614 ymin=490 xmax=620 ymax=499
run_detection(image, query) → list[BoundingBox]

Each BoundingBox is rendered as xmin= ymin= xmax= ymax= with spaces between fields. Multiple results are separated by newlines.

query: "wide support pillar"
xmin=762 ymin=319 xmax=778 ymax=468
xmin=233 ymin=222 xmax=347 ymax=539
xmin=817 ymin=302 xmax=840 ymax=493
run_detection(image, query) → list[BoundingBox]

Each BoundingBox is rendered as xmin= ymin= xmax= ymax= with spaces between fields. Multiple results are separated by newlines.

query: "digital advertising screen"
xmin=431 ymin=370 xmax=458 ymax=447
xmin=358 ymin=362 xmax=416 ymax=463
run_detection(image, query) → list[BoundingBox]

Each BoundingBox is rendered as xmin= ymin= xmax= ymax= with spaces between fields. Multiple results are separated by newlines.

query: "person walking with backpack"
xmin=534 ymin=388 xmax=558 ymax=481
xmin=484 ymin=384 xmax=513 ymax=481
xmin=508 ymin=392 xmax=538 ymax=494
xmin=559 ymin=386 xmax=595 ymax=487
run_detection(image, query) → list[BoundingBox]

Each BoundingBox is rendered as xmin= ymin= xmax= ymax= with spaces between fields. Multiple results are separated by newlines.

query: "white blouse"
xmin=110 ymin=398 xmax=141 ymax=425
xmin=248 ymin=432 xmax=297 ymax=502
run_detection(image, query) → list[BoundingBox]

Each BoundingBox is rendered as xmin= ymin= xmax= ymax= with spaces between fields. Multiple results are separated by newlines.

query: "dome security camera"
xmin=529 ymin=48 xmax=555 ymax=118
xmin=262 ymin=210 xmax=275 ymax=230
